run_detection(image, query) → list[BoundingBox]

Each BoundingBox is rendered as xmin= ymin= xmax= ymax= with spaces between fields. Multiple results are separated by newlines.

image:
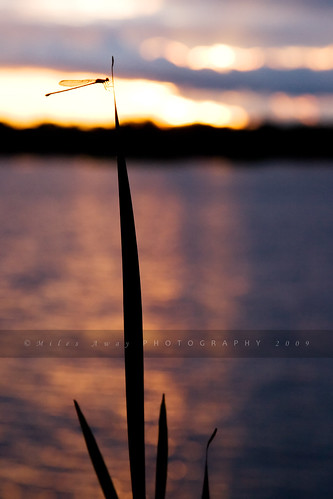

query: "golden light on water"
xmin=0 ymin=161 xmax=255 ymax=491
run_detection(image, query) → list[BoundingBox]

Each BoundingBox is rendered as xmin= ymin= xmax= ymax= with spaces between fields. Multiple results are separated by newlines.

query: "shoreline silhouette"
xmin=1 ymin=122 xmax=332 ymax=160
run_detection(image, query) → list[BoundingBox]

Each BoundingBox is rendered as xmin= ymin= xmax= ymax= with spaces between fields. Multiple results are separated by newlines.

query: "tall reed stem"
xmin=112 ymin=57 xmax=146 ymax=499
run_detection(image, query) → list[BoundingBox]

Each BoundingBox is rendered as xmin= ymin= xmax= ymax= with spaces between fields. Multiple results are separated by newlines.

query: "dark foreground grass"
xmin=202 ymin=428 xmax=218 ymax=499
xmin=155 ymin=394 xmax=168 ymax=499
xmin=68 ymin=58 xmax=217 ymax=498
xmin=73 ymin=400 xmax=119 ymax=499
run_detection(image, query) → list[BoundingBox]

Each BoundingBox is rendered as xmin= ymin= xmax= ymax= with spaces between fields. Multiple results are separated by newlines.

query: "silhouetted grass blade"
xmin=73 ymin=400 xmax=119 ymax=499
xmin=155 ymin=394 xmax=168 ymax=499
xmin=112 ymin=57 xmax=146 ymax=498
xmin=201 ymin=428 xmax=217 ymax=499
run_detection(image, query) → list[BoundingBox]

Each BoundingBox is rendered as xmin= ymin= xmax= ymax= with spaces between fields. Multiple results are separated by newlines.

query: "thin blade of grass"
xmin=201 ymin=428 xmax=217 ymax=499
xmin=112 ymin=57 xmax=146 ymax=498
xmin=73 ymin=400 xmax=119 ymax=499
xmin=155 ymin=394 xmax=168 ymax=499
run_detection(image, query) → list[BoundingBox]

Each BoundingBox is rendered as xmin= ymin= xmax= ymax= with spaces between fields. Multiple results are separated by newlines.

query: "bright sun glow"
xmin=141 ymin=38 xmax=265 ymax=72
xmin=1 ymin=65 xmax=323 ymax=130
xmin=141 ymin=38 xmax=333 ymax=72
xmin=0 ymin=67 xmax=249 ymax=129
xmin=187 ymin=44 xmax=236 ymax=71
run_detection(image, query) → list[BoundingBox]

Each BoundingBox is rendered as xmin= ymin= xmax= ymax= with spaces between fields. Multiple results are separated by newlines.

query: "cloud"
xmin=0 ymin=20 xmax=130 ymax=72
xmin=1 ymin=18 xmax=333 ymax=98
xmin=131 ymin=62 xmax=333 ymax=96
xmin=3 ymin=0 xmax=333 ymax=49
xmin=1 ymin=0 xmax=164 ymax=23
xmin=2 ymin=0 xmax=333 ymax=102
xmin=154 ymin=0 xmax=333 ymax=46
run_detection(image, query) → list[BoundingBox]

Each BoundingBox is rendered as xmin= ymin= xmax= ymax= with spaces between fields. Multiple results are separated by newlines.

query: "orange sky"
xmin=1 ymin=1 xmax=333 ymax=129
xmin=0 ymin=63 xmax=326 ymax=130
xmin=0 ymin=66 xmax=250 ymax=129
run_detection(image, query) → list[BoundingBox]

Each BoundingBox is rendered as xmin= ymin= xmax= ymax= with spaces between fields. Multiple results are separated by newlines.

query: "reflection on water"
xmin=0 ymin=156 xmax=333 ymax=497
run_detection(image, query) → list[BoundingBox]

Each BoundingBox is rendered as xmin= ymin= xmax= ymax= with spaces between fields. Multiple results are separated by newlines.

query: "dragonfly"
xmin=45 ymin=77 xmax=112 ymax=96
xmin=46 ymin=57 xmax=115 ymax=97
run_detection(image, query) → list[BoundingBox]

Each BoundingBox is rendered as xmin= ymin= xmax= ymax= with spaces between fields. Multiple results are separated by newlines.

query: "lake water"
xmin=0 ymin=155 xmax=333 ymax=498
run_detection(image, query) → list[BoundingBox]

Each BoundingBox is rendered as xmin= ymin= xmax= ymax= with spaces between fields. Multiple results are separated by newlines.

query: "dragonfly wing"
xmin=59 ymin=79 xmax=96 ymax=87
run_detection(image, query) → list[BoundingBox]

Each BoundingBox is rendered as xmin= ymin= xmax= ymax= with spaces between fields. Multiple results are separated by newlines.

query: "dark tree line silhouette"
xmin=0 ymin=122 xmax=332 ymax=159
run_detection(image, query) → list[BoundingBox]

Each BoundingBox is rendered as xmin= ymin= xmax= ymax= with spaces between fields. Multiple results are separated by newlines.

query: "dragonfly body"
xmin=45 ymin=77 xmax=110 ymax=96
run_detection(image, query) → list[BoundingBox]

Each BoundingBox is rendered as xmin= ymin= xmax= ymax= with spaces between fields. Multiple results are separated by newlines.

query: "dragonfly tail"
xmin=45 ymin=80 xmax=99 ymax=97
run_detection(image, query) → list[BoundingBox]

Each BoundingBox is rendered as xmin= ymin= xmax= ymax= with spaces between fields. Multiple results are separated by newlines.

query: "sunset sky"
xmin=1 ymin=0 xmax=333 ymax=129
